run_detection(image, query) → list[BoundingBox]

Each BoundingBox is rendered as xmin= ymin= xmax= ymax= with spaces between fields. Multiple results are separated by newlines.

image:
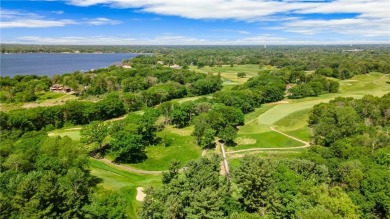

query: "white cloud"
xmin=9 ymin=35 xmax=207 ymax=45
xmin=130 ymin=17 xmax=161 ymax=21
xmin=85 ymin=17 xmax=121 ymax=25
xmin=0 ymin=9 xmax=75 ymax=28
xmin=0 ymin=9 xmax=121 ymax=28
xmin=281 ymin=17 xmax=390 ymax=37
xmin=65 ymin=0 xmax=388 ymax=20
xmin=64 ymin=0 xmax=390 ymax=38
xmin=6 ymin=33 xmax=388 ymax=45
xmin=214 ymin=29 xmax=250 ymax=35
xmin=14 ymin=36 xmax=138 ymax=44
xmin=1 ymin=19 xmax=76 ymax=28
xmin=0 ymin=9 xmax=42 ymax=20
xmin=237 ymin=34 xmax=287 ymax=43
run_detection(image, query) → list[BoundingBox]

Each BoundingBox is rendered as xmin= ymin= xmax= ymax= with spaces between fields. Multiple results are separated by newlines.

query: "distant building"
xmin=112 ymin=62 xmax=122 ymax=67
xmin=50 ymin=84 xmax=72 ymax=93
xmin=122 ymin=65 xmax=132 ymax=69
xmin=343 ymin=49 xmax=364 ymax=52
xmin=170 ymin=64 xmax=181 ymax=69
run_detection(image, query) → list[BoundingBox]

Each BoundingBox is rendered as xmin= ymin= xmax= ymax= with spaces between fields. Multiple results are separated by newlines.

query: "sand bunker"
xmin=136 ymin=187 xmax=146 ymax=201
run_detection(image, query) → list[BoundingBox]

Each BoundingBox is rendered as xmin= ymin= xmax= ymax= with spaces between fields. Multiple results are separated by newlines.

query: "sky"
xmin=1 ymin=0 xmax=389 ymax=45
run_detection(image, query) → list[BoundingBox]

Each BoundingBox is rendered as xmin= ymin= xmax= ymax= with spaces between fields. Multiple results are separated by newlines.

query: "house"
xmin=50 ymin=84 xmax=72 ymax=93
xmin=169 ymin=64 xmax=181 ymax=69
xmin=122 ymin=65 xmax=132 ymax=69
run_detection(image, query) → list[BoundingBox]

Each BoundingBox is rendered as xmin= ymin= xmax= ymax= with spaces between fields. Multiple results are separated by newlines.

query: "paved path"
xmin=202 ymin=149 xmax=207 ymax=157
xmin=97 ymin=158 xmax=163 ymax=175
xmin=373 ymin=74 xmax=389 ymax=86
xmin=226 ymin=126 xmax=310 ymax=154
xmin=220 ymin=142 xmax=230 ymax=178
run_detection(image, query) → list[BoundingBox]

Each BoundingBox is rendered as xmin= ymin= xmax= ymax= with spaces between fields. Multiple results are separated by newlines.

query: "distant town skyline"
xmin=1 ymin=0 xmax=389 ymax=45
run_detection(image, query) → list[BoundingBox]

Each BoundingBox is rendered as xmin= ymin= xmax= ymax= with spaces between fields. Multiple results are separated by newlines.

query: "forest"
xmin=1 ymin=45 xmax=389 ymax=218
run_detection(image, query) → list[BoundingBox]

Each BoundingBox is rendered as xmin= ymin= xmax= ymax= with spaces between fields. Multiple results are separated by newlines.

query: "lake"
xmin=0 ymin=53 xmax=139 ymax=77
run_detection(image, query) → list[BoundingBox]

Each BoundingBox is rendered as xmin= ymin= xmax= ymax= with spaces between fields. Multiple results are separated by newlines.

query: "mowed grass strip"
xmin=284 ymin=128 xmax=312 ymax=142
xmin=89 ymin=158 xmax=161 ymax=190
xmin=273 ymin=109 xmax=312 ymax=141
xmin=244 ymin=104 xmax=276 ymax=123
xmin=190 ymin=64 xmax=261 ymax=84
xmin=48 ymin=127 xmax=82 ymax=141
xmin=259 ymin=73 xmax=390 ymax=126
xmin=229 ymin=131 xmax=303 ymax=151
xmin=89 ymin=158 xmax=161 ymax=219
xmin=126 ymin=129 xmax=202 ymax=171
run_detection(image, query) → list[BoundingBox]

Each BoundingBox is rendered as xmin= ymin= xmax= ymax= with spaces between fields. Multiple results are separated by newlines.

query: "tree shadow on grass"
xmin=203 ymin=142 xmax=216 ymax=150
xmin=218 ymin=139 xmax=237 ymax=147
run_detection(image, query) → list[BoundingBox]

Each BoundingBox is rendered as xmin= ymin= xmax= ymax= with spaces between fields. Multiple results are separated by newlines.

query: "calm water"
xmin=0 ymin=53 xmax=138 ymax=77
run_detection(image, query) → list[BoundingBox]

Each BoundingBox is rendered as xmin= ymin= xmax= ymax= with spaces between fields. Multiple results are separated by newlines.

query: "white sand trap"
xmin=136 ymin=187 xmax=146 ymax=201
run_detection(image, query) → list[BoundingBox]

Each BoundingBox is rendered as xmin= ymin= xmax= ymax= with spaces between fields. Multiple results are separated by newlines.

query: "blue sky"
xmin=1 ymin=0 xmax=389 ymax=45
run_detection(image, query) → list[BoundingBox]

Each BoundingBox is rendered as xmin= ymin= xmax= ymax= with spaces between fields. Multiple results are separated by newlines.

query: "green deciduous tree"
xmin=110 ymin=131 xmax=146 ymax=163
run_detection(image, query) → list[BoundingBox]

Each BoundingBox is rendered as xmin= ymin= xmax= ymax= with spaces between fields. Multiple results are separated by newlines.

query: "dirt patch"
xmin=236 ymin=137 xmax=257 ymax=145
xmin=274 ymin=100 xmax=289 ymax=104
xmin=202 ymin=149 xmax=207 ymax=157
xmin=65 ymin=127 xmax=82 ymax=131
xmin=22 ymin=101 xmax=65 ymax=109
xmin=107 ymin=115 xmax=127 ymax=122
xmin=136 ymin=187 xmax=146 ymax=201
xmin=167 ymin=127 xmax=192 ymax=136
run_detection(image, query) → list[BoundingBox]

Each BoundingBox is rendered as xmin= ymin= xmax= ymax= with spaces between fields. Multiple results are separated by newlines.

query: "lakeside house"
xmin=170 ymin=64 xmax=181 ymax=69
xmin=122 ymin=65 xmax=132 ymax=69
xmin=50 ymin=84 xmax=72 ymax=93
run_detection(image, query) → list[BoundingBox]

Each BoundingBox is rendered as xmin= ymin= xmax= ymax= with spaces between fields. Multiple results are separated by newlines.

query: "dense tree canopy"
xmin=140 ymin=155 xmax=233 ymax=219
xmin=305 ymin=93 xmax=390 ymax=218
xmin=0 ymin=132 xmax=95 ymax=218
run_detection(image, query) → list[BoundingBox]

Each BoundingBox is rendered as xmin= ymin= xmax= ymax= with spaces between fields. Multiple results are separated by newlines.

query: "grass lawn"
xmin=229 ymin=131 xmax=303 ymax=151
xmin=259 ymin=73 xmax=390 ymax=126
xmin=244 ymin=104 xmax=276 ymax=123
xmin=89 ymin=158 xmax=161 ymax=218
xmin=175 ymin=95 xmax=212 ymax=103
xmin=273 ymin=109 xmax=312 ymax=141
xmin=284 ymin=127 xmax=312 ymax=142
xmin=47 ymin=127 xmax=82 ymax=141
xmin=36 ymin=92 xmax=67 ymax=101
xmin=126 ymin=126 xmax=202 ymax=171
xmin=0 ymin=92 xmax=78 ymax=111
xmin=89 ymin=159 xmax=161 ymax=190
xmin=190 ymin=64 xmax=261 ymax=84
xmin=238 ymin=104 xmax=278 ymax=134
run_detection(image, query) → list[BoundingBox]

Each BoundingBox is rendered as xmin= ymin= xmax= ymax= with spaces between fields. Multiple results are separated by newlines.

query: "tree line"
xmin=141 ymin=93 xmax=390 ymax=218
xmin=1 ymin=56 xmax=222 ymax=103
